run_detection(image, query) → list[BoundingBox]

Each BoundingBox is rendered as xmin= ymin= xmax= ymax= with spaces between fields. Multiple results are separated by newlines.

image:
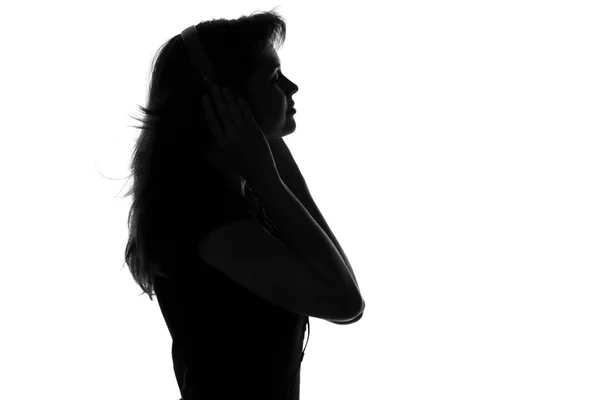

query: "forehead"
xmin=258 ymin=44 xmax=281 ymax=71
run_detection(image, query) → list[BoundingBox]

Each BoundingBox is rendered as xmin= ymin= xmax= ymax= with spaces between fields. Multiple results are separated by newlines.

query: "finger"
xmin=203 ymin=95 xmax=225 ymax=146
xmin=211 ymin=85 xmax=236 ymax=142
xmin=223 ymin=88 xmax=245 ymax=134
xmin=236 ymin=96 xmax=261 ymax=132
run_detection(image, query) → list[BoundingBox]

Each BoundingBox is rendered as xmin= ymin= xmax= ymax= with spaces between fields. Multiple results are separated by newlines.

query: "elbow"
xmin=332 ymin=309 xmax=364 ymax=325
xmin=334 ymin=298 xmax=364 ymax=325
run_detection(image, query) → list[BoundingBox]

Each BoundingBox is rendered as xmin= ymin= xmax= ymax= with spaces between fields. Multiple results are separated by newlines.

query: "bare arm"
xmin=250 ymin=177 xmax=363 ymax=318
xmin=268 ymin=138 xmax=362 ymax=295
xmin=285 ymin=181 xmax=362 ymax=295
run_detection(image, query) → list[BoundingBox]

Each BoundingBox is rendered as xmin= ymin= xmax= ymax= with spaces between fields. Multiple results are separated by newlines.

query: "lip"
xmin=286 ymin=107 xmax=296 ymax=114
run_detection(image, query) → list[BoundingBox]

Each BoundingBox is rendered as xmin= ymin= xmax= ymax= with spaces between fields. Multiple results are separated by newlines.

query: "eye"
xmin=272 ymin=70 xmax=282 ymax=83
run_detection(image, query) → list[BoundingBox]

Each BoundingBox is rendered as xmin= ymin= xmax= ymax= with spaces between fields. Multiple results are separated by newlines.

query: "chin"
xmin=268 ymin=132 xmax=293 ymax=140
xmin=267 ymin=131 xmax=293 ymax=139
xmin=266 ymin=118 xmax=296 ymax=139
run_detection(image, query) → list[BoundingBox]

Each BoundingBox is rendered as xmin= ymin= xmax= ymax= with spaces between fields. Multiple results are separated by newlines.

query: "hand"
xmin=202 ymin=85 xmax=280 ymax=184
xmin=268 ymin=137 xmax=308 ymax=192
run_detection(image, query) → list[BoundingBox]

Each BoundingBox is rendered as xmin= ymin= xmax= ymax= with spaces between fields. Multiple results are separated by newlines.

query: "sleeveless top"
xmin=153 ymin=182 xmax=309 ymax=400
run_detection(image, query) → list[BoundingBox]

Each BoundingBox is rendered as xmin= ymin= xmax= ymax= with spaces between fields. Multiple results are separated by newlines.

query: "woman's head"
xmin=201 ymin=39 xmax=299 ymax=195
xmin=123 ymin=8 xmax=294 ymax=300
xmin=244 ymin=40 xmax=298 ymax=139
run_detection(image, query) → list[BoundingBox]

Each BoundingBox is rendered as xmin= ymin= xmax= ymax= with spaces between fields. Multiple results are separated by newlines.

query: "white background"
xmin=1 ymin=1 xmax=599 ymax=399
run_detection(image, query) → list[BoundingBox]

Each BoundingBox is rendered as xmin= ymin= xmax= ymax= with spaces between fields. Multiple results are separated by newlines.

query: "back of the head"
xmin=123 ymin=8 xmax=287 ymax=300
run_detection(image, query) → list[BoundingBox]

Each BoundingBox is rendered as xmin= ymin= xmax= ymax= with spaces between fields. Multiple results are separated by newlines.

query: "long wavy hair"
xmin=122 ymin=9 xmax=287 ymax=301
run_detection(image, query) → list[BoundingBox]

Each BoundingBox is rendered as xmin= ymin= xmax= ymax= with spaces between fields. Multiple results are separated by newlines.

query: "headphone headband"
xmin=180 ymin=25 xmax=215 ymax=86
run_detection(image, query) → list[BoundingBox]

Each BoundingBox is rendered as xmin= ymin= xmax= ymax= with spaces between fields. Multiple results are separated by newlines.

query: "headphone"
xmin=180 ymin=24 xmax=310 ymax=400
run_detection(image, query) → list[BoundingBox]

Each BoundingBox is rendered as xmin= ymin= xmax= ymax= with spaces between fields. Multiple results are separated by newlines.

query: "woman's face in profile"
xmin=245 ymin=43 xmax=299 ymax=141
xmin=202 ymin=43 xmax=299 ymax=195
